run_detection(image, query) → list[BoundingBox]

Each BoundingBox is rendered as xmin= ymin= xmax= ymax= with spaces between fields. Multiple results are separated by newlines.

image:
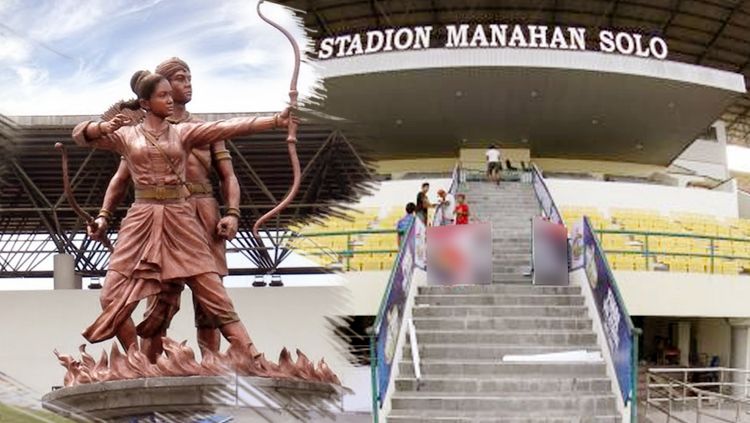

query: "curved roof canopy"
xmin=276 ymin=0 xmax=750 ymax=150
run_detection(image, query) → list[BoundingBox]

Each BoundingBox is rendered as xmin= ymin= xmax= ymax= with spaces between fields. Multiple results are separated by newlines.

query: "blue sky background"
xmin=0 ymin=0 xmax=316 ymax=115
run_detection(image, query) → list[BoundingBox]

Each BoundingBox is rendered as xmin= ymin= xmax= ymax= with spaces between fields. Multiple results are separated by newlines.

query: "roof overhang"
xmin=310 ymin=48 xmax=746 ymax=164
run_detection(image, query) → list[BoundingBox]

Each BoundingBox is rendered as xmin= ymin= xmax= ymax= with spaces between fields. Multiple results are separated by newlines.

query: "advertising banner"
xmin=376 ymin=220 xmax=416 ymax=405
xmin=427 ymin=223 xmax=492 ymax=286
xmin=532 ymin=217 xmax=569 ymax=286
xmin=581 ymin=217 xmax=633 ymax=404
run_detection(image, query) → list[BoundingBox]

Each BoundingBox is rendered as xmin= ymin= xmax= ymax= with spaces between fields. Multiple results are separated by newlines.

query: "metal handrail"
xmin=645 ymin=370 xmax=750 ymax=422
xmin=595 ymin=228 xmax=750 ymax=274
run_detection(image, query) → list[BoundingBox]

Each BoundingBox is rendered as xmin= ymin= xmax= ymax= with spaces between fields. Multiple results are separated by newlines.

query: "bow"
xmin=55 ymin=142 xmax=114 ymax=253
xmin=252 ymin=1 xmax=301 ymax=267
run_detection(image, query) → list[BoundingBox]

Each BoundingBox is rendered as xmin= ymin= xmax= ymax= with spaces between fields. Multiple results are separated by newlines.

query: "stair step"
xmin=395 ymin=376 xmax=613 ymax=394
xmin=399 ymin=360 xmax=607 ymax=378
xmin=403 ymin=344 xmax=599 ymax=360
xmin=387 ymin=413 xmax=620 ymax=423
xmin=412 ymin=316 xmax=592 ymax=331
xmin=412 ymin=305 xmax=588 ymax=318
xmin=416 ymin=295 xmax=584 ymax=307
xmin=390 ymin=394 xmax=617 ymax=413
xmin=419 ymin=285 xmax=580 ymax=295
xmin=412 ymin=330 xmax=597 ymax=345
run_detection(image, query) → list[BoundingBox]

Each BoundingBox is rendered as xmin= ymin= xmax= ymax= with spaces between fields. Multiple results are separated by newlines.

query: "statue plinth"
xmin=43 ymin=376 xmax=349 ymax=422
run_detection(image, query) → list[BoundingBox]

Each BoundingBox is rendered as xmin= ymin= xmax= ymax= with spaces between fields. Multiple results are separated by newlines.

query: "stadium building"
xmin=4 ymin=0 xmax=750 ymax=421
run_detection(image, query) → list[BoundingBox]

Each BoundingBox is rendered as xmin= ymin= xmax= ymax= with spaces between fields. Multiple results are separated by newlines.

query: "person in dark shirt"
xmin=415 ymin=182 xmax=432 ymax=224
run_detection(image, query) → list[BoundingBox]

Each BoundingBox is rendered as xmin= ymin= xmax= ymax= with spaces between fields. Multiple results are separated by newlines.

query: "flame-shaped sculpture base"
xmin=53 ymin=338 xmax=342 ymax=387
xmin=44 ymin=338 xmax=350 ymax=421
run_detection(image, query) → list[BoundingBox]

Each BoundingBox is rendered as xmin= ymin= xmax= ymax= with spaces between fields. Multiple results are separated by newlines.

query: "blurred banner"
xmin=427 ymin=223 xmax=491 ymax=286
xmin=532 ymin=217 xmax=569 ymax=286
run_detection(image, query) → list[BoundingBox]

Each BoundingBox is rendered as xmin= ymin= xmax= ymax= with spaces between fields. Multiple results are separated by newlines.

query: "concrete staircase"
xmin=387 ymin=181 xmax=621 ymax=422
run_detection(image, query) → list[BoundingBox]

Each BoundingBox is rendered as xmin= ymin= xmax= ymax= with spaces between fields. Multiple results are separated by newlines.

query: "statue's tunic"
xmin=71 ymin=119 xmax=256 ymax=342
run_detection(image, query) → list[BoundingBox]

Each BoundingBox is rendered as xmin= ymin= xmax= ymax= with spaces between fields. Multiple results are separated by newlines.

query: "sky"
xmin=0 ymin=0 xmax=318 ymax=116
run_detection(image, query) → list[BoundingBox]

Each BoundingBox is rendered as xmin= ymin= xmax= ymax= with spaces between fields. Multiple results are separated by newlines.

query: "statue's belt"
xmin=134 ymin=185 xmax=187 ymax=201
xmin=134 ymin=183 xmax=213 ymax=201
xmin=185 ymin=182 xmax=213 ymax=196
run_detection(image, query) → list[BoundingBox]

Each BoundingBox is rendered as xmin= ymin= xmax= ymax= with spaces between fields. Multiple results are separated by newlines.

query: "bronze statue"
xmin=72 ymin=70 xmax=291 ymax=360
xmin=88 ymin=57 xmax=240 ymax=358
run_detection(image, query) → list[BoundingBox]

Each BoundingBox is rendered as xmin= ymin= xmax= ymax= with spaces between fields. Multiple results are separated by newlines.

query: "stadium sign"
xmin=317 ymin=24 xmax=668 ymax=60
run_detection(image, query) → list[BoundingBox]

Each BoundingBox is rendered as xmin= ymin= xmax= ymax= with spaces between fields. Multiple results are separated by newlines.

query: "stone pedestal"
xmin=42 ymin=376 xmax=355 ymax=422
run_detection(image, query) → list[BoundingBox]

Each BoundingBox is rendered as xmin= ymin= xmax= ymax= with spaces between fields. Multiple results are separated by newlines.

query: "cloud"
xmin=0 ymin=0 xmax=318 ymax=116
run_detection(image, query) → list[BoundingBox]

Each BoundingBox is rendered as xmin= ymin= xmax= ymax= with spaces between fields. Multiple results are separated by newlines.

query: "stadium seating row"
xmin=564 ymin=206 xmax=750 ymax=275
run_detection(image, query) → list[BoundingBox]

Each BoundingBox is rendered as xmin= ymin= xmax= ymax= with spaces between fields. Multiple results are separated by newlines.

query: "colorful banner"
xmin=376 ymin=219 xmax=416 ymax=406
xmin=427 ymin=223 xmax=492 ymax=286
xmin=532 ymin=217 xmax=569 ymax=286
xmin=581 ymin=217 xmax=633 ymax=404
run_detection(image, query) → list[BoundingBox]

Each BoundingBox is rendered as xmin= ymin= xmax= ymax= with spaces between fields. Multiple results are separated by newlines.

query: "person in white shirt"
xmin=486 ymin=144 xmax=501 ymax=182
xmin=435 ymin=189 xmax=455 ymax=226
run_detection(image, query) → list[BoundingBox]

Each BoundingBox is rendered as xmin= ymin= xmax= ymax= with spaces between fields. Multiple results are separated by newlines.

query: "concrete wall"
xmin=459 ymin=148 xmax=531 ymax=171
xmin=0 ymin=271 xmax=390 ymax=411
xmin=615 ymin=270 xmax=750 ymax=318
xmin=376 ymin=158 xmax=456 ymax=178
xmin=547 ymin=178 xmax=739 ymax=218
xmin=533 ymin=158 xmax=664 ymax=178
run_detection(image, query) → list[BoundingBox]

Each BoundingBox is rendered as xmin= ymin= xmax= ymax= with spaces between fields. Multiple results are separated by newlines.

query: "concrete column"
xmin=53 ymin=254 xmax=80 ymax=289
xmin=729 ymin=319 xmax=750 ymax=396
xmin=677 ymin=321 xmax=691 ymax=367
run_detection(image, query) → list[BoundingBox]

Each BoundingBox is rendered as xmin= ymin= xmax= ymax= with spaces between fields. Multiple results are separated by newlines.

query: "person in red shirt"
xmin=455 ymin=194 xmax=470 ymax=225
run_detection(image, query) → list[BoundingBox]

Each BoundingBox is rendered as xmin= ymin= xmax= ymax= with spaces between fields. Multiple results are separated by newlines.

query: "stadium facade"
xmin=4 ymin=1 xmax=750 ymax=420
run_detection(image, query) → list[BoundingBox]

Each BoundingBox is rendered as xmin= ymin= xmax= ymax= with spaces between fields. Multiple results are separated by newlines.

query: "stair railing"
xmin=369 ymin=216 xmax=426 ymax=422
xmin=531 ymin=164 xmax=642 ymax=422
xmin=645 ymin=370 xmax=750 ymax=422
xmin=530 ymin=162 xmax=563 ymax=225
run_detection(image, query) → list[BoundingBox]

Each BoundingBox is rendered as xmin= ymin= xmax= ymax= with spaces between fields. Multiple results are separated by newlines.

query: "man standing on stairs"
xmin=415 ymin=182 xmax=433 ymax=225
xmin=486 ymin=144 xmax=502 ymax=183
xmin=435 ymin=189 xmax=455 ymax=226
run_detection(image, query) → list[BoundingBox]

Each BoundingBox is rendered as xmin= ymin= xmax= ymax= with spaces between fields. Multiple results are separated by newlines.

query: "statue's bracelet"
xmin=225 ymin=208 xmax=241 ymax=219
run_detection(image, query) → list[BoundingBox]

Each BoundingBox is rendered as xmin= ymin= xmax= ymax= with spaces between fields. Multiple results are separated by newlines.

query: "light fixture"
xmin=252 ymin=275 xmax=266 ymax=287
xmin=270 ymin=274 xmax=283 ymax=287
xmin=395 ymin=119 xmax=403 ymax=125
xmin=530 ymin=90 xmax=539 ymax=98
xmin=455 ymin=90 xmax=463 ymax=97
xmin=591 ymin=119 xmax=599 ymax=125
xmin=88 ymin=277 xmax=102 ymax=290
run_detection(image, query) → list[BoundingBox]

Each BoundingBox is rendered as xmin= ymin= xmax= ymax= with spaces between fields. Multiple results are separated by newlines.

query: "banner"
xmin=581 ymin=217 xmax=633 ymax=404
xmin=427 ymin=223 xmax=491 ymax=286
xmin=532 ymin=217 xmax=568 ymax=286
xmin=376 ymin=219 xmax=416 ymax=405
